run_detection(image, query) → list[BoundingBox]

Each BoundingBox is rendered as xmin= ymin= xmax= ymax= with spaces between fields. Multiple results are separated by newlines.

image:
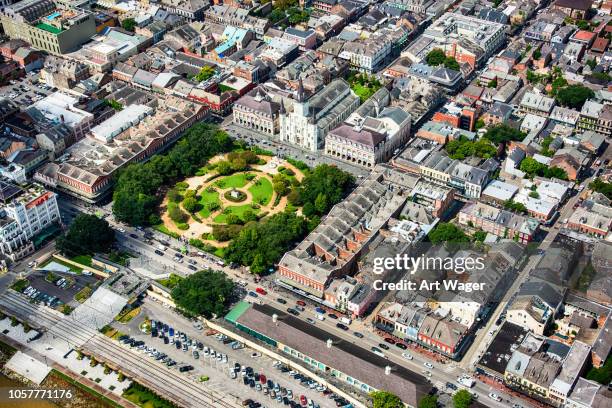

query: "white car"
xmin=423 ymin=362 xmax=434 ymax=369
xmin=402 ymin=352 xmax=413 ymax=360
xmin=118 ymin=228 xmax=125 ymax=233
xmin=488 ymin=393 xmax=502 ymax=402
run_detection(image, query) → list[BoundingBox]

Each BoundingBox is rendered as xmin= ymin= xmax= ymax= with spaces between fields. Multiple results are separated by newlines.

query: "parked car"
xmin=255 ymin=287 xmax=267 ymax=295
xmin=335 ymin=323 xmax=349 ymax=331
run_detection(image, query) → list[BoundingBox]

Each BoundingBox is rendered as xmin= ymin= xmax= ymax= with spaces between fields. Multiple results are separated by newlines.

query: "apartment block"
xmin=0 ymin=181 xmax=60 ymax=261
xmin=1 ymin=0 xmax=95 ymax=55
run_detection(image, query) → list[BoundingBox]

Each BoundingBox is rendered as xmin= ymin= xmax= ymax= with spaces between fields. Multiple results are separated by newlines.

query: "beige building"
xmin=1 ymin=0 xmax=95 ymax=55
xmin=325 ymin=107 xmax=411 ymax=168
xmin=233 ymin=87 xmax=280 ymax=136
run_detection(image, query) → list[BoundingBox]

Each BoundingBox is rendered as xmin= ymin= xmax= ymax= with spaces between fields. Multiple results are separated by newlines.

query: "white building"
xmin=0 ymin=181 xmax=60 ymax=261
xmin=279 ymin=79 xmax=359 ymax=152
xmin=27 ymin=92 xmax=94 ymax=145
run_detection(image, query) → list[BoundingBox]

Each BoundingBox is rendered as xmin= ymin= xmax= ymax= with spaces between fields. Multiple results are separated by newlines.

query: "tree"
xmin=473 ymin=230 xmax=487 ymax=242
xmin=167 ymin=188 xmax=182 ymax=203
xmin=532 ymin=48 xmax=541 ymax=60
xmin=171 ymin=270 xmax=234 ymax=318
xmin=242 ymin=210 xmax=258 ymax=223
xmin=230 ymin=157 xmax=247 ymax=172
xmin=529 ymin=191 xmax=540 ymax=199
xmin=194 ymin=65 xmax=215 ymax=82
xmin=418 ymin=395 xmax=438 ymax=408
xmin=273 ymin=181 xmax=289 ymax=196
xmin=504 ymin=200 xmax=527 ymax=214
xmin=216 ymin=160 xmax=233 ymax=175
xmin=183 ymin=197 xmax=199 ymax=213
xmin=519 ymin=157 xmax=544 ymax=176
xmin=556 ymin=84 xmax=595 ymax=109
xmin=294 ymin=164 xmax=354 ymax=215
xmin=370 ymin=390 xmax=402 ymax=408
xmin=589 ymin=178 xmax=612 ymax=200
xmin=314 ymin=193 xmax=328 ymax=214
xmin=121 ymin=18 xmax=136 ymax=32
xmin=112 ymin=123 xmax=233 ymax=225
xmin=452 ymin=389 xmax=473 ymax=408
xmin=224 ymin=212 xmax=307 ymax=274
xmin=487 ymin=79 xmax=497 ymax=88
xmin=428 ymin=223 xmax=469 ymax=244
xmin=586 ymin=59 xmax=597 ymax=70
xmin=444 ymin=57 xmax=460 ymax=71
xmin=269 ymin=8 xmax=286 ymax=24
xmin=426 ymin=49 xmax=446 ymax=66
xmin=57 ymin=214 xmax=115 ymax=256
xmin=484 ymin=124 xmax=526 ymax=144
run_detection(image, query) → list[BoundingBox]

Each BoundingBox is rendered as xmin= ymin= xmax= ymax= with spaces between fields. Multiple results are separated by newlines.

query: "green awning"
xmin=224 ymin=301 xmax=251 ymax=324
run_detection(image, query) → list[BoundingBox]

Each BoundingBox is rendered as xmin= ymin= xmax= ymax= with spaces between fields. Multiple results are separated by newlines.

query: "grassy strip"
xmin=152 ymin=224 xmax=180 ymax=239
xmin=123 ymin=381 xmax=178 ymax=408
xmin=50 ymin=369 xmax=123 ymax=408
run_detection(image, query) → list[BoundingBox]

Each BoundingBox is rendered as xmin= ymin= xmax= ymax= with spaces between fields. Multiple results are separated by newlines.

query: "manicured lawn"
xmin=351 ymin=83 xmax=380 ymax=102
xmin=71 ymin=255 xmax=92 ymax=267
xmin=214 ymin=173 xmax=251 ymax=189
xmin=198 ymin=189 xmax=220 ymax=218
xmin=248 ymin=177 xmax=273 ymax=205
xmin=213 ymin=205 xmax=260 ymax=223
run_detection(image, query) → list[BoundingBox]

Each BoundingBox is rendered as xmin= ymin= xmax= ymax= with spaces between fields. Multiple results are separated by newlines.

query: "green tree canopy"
xmin=589 ymin=178 xmax=612 ymax=200
xmin=224 ymin=212 xmax=307 ymax=274
xmin=556 ymin=84 xmax=595 ymax=109
xmin=444 ymin=57 xmax=460 ymax=71
xmin=484 ymin=124 xmax=526 ymax=145
xmin=418 ymin=395 xmax=438 ymax=408
xmin=426 ymin=49 xmax=446 ymax=66
xmin=56 ymin=214 xmax=115 ymax=255
xmin=171 ymin=270 xmax=234 ymax=318
xmin=290 ymin=164 xmax=354 ymax=216
xmin=121 ymin=18 xmax=136 ymax=32
xmin=112 ymin=123 xmax=233 ymax=225
xmin=428 ymin=223 xmax=469 ymax=244
xmin=182 ymin=197 xmax=199 ymax=213
xmin=452 ymin=389 xmax=473 ymax=408
xmin=194 ymin=65 xmax=216 ymax=82
xmin=370 ymin=390 xmax=402 ymax=408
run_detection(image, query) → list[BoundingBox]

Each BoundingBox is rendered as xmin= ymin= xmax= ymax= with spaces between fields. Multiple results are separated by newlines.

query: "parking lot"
xmin=110 ymin=298 xmax=339 ymax=408
xmin=24 ymin=270 xmax=99 ymax=305
xmin=1 ymin=71 xmax=54 ymax=106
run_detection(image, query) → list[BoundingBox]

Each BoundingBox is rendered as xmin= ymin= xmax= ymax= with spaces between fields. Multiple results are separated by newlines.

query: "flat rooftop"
xmin=478 ymin=321 xmax=528 ymax=377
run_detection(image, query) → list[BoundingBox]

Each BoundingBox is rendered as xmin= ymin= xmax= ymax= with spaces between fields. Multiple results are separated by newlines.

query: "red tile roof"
xmin=573 ymin=30 xmax=596 ymax=42
xmin=592 ymin=37 xmax=610 ymax=52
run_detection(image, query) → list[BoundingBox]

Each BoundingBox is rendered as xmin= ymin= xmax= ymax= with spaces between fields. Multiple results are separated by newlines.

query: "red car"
xmin=296 ymin=300 xmax=306 ymax=306
xmin=384 ymin=337 xmax=396 ymax=345
xmin=259 ymin=374 xmax=266 ymax=384
xmin=300 ymin=395 xmax=307 ymax=406
xmin=255 ymin=287 xmax=267 ymax=295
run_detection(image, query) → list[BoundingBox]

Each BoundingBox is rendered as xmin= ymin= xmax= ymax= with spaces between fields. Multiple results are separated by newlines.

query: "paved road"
xmin=223 ymin=121 xmax=370 ymax=179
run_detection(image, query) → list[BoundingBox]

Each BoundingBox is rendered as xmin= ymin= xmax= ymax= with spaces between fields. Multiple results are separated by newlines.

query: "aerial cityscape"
xmin=0 ymin=0 xmax=610 ymax=407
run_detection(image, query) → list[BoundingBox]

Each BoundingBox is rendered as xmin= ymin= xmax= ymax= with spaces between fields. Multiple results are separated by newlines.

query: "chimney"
xmin=272 ymin=314 xmax=278 ymax=323
xmin=326 ymin=339 xmax=333 ymax=349
xmin=385 ymin=366 xmax=391 ymax=375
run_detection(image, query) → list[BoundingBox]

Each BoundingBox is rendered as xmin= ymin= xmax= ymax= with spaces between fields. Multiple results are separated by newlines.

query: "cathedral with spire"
xmin=279 ymin=77 xmax=360 ymax=152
